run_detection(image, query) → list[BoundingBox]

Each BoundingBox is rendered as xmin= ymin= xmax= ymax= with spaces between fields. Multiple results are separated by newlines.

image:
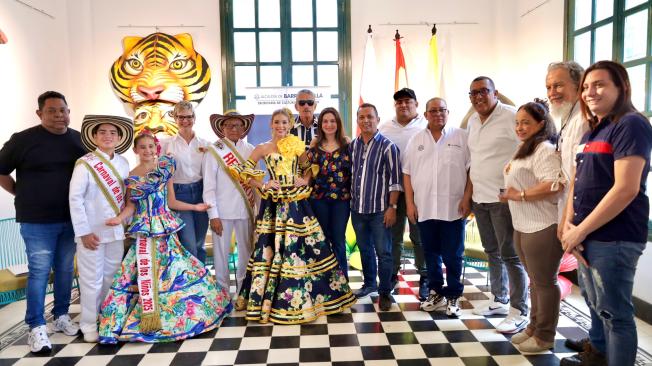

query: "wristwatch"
xmin=389 ymin=204 xmax=398 ymax=209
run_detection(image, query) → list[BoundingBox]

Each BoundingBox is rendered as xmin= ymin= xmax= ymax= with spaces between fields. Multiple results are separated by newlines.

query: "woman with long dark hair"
xmin=307 ymin=107 xmax=352 ymax=278
xmin=499 ymin=99 xmax=565 ymax=352
xmin=560 ymin=60 xmax=652 ymax=366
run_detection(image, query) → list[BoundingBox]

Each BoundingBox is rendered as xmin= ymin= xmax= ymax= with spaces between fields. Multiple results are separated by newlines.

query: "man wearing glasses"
xmin=378 ymin=88 xmax=428 ymax=301
xmin=291 ymin=89 xmax=318 ymax=147
xmin=467 ymin=77 xmax=529 ymax=334
xmin=402 ymin=97 xmax=471 ymax=317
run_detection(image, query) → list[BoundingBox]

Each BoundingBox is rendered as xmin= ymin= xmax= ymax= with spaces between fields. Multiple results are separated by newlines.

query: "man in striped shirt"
xmin=291 ymin=89 xmax=318 ymax=147
xmin=349 ymin=103 xmax=402 ymax=311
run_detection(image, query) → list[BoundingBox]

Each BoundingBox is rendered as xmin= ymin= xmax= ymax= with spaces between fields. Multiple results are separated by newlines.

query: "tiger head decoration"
xmin=110 ymin=32 xmax=211 ymax=135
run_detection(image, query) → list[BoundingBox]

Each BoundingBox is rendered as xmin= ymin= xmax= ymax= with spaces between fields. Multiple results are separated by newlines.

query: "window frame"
xmin=219 ymin=0 xmax=353 ymax=131
xmin=565 ymin=0 xmax=652 ymax=116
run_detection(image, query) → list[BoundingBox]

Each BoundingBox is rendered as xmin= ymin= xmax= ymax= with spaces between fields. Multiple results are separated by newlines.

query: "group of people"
xmin=0 ymin=59 xmax=649 ymax=366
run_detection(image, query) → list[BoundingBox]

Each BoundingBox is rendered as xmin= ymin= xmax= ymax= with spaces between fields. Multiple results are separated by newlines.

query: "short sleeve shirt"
xmin=573 ymin=113 xmax=652 ymax=243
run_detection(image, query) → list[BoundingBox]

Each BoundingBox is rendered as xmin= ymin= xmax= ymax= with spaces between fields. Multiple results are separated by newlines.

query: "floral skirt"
xmin=236 ymin=198 xmax=356 ymax=324
xmin=98 ymin=234 xmax=232 ymax=343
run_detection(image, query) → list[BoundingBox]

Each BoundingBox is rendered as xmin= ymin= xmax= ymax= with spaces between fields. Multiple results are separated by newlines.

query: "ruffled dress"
xmin=98 ymin=155 xmax=232 ymax=343
xmin=230 ymin=136 xmax=356 ymax=324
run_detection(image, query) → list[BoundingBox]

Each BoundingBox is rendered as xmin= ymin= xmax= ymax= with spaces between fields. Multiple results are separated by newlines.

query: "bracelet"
xmin=520 ymin=191 xmax=526 ymax=201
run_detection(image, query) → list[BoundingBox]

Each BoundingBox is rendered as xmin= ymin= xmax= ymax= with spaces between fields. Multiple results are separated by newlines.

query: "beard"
xmin=550 ymin=100 xmax=574 ymax=120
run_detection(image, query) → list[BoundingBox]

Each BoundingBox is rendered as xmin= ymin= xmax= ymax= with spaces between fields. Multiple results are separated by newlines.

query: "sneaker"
xmin=420 ymin=290 xmax=447 ymax=312
xmin=52 ymin=314 xmax=80 ymax=336
xmin=446 ymin=297 xmax=462 ymax=317
xmin=28 ymin=325 xmax=52 ymax=353
xmin=564 ymin=336 xmax=590 ymax=352
xmin=517 ymin=336 xmax=553 ymax=352
xmin=510 ymin=330 xmax=530 ymax=345
xmin=378 ymin=293 xmax=393 ymax=311
xmin=83 ymin=330 xmax=99 ymax=343
xmin=355 ymin=285 xmax=379 ymax=299
xmin=472 ymin=298 xmax=509 ymax=316
xmin=495 ymin=307 xmax=529 ymax=334
xmin=418 ymin=276 xmax=429 ymax=301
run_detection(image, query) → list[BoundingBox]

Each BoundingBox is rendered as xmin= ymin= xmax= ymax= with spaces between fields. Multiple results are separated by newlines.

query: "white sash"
xmin=135 ymin=234 xmax=161 ymax=331
xmin=207 ymin=139 xmax=257 ymax=226
xmin=76 ymin=151 xmax=125 ymax=216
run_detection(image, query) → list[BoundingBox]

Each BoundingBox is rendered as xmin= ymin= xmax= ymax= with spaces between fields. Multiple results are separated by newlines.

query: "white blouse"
xmin=160 ymin=134 xmax=210 ymax=184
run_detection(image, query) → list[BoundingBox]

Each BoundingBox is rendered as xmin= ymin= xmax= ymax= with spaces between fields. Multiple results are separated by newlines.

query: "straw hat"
xmin=209 ymin=110 xmax=254 ymax=139
xmin=81 ymin=115 xmax=134 ymax=154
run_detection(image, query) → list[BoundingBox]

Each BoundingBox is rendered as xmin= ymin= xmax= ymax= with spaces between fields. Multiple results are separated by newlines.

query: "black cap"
xmin=393 ymin=87 xmax=417 ymax=101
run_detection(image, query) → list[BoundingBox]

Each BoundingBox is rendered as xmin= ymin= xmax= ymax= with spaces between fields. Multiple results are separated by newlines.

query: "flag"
xmin=394 ymin=36 xmax=408 ymax=91
xmin=359 ymin=31 xmax=377 ymax=106
xmin=427 ymin=32 xmax=444 ymax=98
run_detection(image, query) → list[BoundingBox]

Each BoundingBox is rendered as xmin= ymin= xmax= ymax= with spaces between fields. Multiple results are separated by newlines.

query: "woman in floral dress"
xmin=230 ymin=108 xmax=356 ymax=324
xmin=98 ymin=132 xmax=232 ymax=343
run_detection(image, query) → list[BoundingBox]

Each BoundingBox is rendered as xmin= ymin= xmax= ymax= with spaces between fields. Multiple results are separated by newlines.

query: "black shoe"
xmin=559 ymin=343 xmax=607 ymax=366
xmin=355 ymin=286 xmax=378 ymax=299
xmin=378 ymin=293 xmax=393 ymax=311
xmin=390 ymin=275 xmax=399 ymax=294
xmin=564 ymin=337 xmax=590 ymax=352
xmin=418 ymin=276 xmax=429 ymax=301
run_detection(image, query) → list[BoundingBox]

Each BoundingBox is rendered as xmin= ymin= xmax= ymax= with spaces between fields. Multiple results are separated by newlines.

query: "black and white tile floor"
xmin=1 ymin=263 xmax=651 ymax=366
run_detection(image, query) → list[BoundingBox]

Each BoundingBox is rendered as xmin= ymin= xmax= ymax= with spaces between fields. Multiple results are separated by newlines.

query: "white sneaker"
xmin=446 ymin=297 xmax=462 ymax=317
xmin=83 ymin=330 xmax=99 ymax=343
xmin=495 ymin=307 xmax=529 ymax=334
xmin=52 ymin=314 xmax=80 ymax=336
xmin=420 ymin=290 xmax=447 ymax=312
xmin=472 ymin=298 xmax=509 ymax=316
xmin=28 ymin=325 xmax=52 ymax=353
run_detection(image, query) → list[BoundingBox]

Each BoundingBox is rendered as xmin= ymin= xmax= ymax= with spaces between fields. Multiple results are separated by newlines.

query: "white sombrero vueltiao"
xmin=209 ymin=110 xmax=255 ymax=139
xmin=81 ymin=115 xmax=134 ymax=154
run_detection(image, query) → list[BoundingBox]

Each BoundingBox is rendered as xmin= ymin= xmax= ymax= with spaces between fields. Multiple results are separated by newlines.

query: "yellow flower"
xmin=277 ymin=135 xmax=306 ymax=159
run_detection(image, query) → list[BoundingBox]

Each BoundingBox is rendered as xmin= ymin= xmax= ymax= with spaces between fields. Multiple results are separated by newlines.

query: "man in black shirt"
xmin=0 ymin=91 xmax=86 ymax=353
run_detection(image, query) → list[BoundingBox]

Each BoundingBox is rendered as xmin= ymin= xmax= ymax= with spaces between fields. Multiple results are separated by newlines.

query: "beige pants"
xmin=513 ymin=225 xmax=564 ymax=342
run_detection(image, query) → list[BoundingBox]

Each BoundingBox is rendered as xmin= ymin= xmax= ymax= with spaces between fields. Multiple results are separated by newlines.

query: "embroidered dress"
xmin=230 ymin=136 xmax=356 ymax=324
xmin=98 ymin=155 xmax=232 ymax=343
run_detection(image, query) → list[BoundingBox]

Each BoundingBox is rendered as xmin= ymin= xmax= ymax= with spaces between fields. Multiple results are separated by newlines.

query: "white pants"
xmin=212 ymin=219 xmax=252 ymax=295
xmin=76 ymin=239 xmax=124 ymax=334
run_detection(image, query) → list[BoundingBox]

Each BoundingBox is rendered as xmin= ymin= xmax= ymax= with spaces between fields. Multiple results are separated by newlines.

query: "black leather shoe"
xmin=564 ymin=337 xmax=590 ymax=352
xmin=559 ymin=343 xmax=607 ymax=366
xmin=379 ymin=293 xmax=393 ymax=311
xmin=418 ymin=276 xmax=429 ymax=301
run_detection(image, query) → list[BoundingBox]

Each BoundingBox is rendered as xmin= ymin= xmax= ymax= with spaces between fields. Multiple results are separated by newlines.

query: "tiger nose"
xmin=137 ymin=85 xmax=165 ymax=100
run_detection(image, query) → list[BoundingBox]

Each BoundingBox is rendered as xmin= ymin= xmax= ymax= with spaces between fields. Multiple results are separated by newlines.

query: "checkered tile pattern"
xmin=1 ymin=264 xmax=651 ymax=366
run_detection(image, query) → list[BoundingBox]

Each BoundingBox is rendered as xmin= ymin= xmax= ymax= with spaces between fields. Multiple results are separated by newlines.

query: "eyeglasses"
xmin=176 ymin=114 xmax=195 ymax=120
xmin=223 ymin=123 xmax=244 ymax=129
xmin=297 ymin=100 xmax=315 ymax=107
xmin=427 ymin=108 xmax=448 ymax=114
xmin=468 ymin=88 xmax=492 ymax=98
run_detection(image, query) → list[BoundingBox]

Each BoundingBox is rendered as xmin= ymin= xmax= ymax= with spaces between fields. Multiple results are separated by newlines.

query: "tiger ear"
xmin=122 ymin=36 xmax=142 ymax=52
xmin=174 ymin=33 xmax=195 ymax=51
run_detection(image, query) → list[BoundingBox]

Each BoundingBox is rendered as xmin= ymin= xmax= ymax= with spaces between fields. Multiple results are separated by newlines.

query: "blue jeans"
xmin=174 ymin=181 xmax=209 ymax=263
xmin=20 ymin=222 xmax=76 ymax=329
xmin=351 ymin=211 xmax=392 ymax=295
xmin=417 ymin=218 xmax=465 ymax=297
xmin=472 ymin=201 xmax=529 ymax=314
xmin=311 ymin=199 xmax=350 ymax=279
xmin=579 ymin=239 xmax=645 ymax=366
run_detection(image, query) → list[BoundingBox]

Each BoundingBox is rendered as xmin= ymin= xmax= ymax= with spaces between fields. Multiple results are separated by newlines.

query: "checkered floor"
xmin=1 ymin=263 xmax=651 ymax=366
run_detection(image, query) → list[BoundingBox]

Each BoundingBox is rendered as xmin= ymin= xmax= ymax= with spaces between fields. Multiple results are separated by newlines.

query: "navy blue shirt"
xmin=349 ymin=131 xmax=402 ymax=214
xmin=573 ymin=112 xmax=652 ymax=243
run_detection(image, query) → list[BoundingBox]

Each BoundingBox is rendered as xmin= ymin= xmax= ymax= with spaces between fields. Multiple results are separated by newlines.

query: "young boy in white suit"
xmin=69 ymin=116 xmax=132 ymax=342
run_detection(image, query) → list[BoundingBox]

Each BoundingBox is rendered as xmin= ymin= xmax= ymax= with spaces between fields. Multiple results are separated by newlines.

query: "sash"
xmin=76 ymin=151 xmax=125 ymax=216
xmin=207 ymin=139 xmax=257 ymax=228
xmin=135 ymin=234 xmax=161 ymax=332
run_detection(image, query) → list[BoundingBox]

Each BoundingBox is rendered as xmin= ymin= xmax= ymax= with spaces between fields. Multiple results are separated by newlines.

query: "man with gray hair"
xmin=546 ymin=61 xmax=590 ymax=353
xmin=292 ymin=89 xmax=318 ymax=146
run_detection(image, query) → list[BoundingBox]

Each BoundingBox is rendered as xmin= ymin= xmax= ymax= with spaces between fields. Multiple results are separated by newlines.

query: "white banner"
xmin=244 ymin=86 xmax=335 ymax=115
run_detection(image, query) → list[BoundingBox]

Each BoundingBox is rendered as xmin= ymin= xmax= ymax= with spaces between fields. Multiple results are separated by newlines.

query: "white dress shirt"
xmin=504 ymin=142 xmax=564 ymax=233
xmin=379 ymin=114 xmax=428 ymax=154
xmin=69 ymin=149 xmax=130 ymax=243
xmin=402 ymin=126 xmax=470 ymax=222
xmin=467 ymin=102 xmax=520 ymax=203
xmin=203 ymin=138 xmax=255 ymax=220
xmin=160 ymin=134 xmax=209 ymax=184
xmin=556 ymin=103 xmax=589 ymax=220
